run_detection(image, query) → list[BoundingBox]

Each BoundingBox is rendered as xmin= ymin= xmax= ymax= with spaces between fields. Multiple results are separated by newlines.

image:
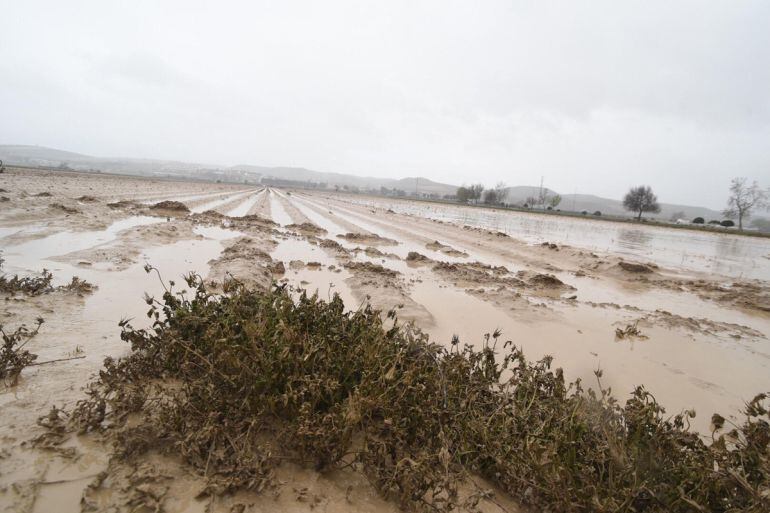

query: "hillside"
xmin=501 ymin=186 xmax=725 ymax=222
xmin=0 ymin=145 xmax=456 ymax=195
xmin=0 ymin=144 xmax=735 ymax=222
xmin=231 ymin=164 xmax=456 ymax=196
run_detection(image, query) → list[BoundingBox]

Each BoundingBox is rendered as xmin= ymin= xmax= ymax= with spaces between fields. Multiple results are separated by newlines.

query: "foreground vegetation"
xmin=71 ymin=274 xmax=768 ymax=512
xmin=0 ymin=255 xmax=94 ymax=383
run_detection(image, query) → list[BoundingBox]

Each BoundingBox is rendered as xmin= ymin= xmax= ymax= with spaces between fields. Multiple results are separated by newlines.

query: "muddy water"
xmin=268 ymin=190 xmax=294 ymax=226
xmin=190 ymin=189 xmax=257 ymax=213
xmin=272 ymin=191 xmax=770 ymax=434
xmin=0 ymin=221 xmax=240 ymax=513
xmin=1 ymin=216 xmax=164 ymax=277
xmin=140 ymin=189 xmax=238 ymax=205
xmin=226 ymin=189 xmax=265 ymax=217
xmin=337 ymin=195 xmax=770 ymax=280
xmin=270 ymin=236 xmax=357 ymax=307
xmin=295 ymin=194 xmax=472 ymax=263
xmin=3 ymin=173 xmax=770 ymax=511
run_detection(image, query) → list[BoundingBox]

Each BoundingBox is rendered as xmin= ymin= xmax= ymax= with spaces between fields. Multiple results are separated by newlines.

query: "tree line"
xmin=455 ymin=182 xmax=563 ymax=209
xmin=452 ymin=178 xmax=768 ymax=231
xmin=622 ymin=178 xmax=768 ymax=230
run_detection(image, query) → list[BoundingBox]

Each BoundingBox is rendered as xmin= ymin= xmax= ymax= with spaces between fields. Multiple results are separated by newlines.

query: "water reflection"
xmin=616 ymin=228 xmax=653 ymax=252
xmin=339 ymin=196 xmax=770 ymax=280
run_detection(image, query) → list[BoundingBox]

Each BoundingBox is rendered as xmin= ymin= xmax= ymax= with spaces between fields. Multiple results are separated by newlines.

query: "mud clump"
xmin=405 ymin=251 xmax=431 ymax=263
xmin=363 ymin=246 xmax=384 ymax=257
xmin=527 ymin=273 xmax=566 ymax=288
xmin=49 ymin=202 xmax=80 ymax=214
xmin=34 ymin=191 xmax=52 ymax=197
xmin=67 ymin=281 xmax=770 ymax=513
xmin=683 ymin=279 xmax=770 ymax=313
xmin=270 ymin=261 xmax=286 ymax=275
xmin=337 ymin=232 xmax=398 ymax=245
xmin=617 ymin=261 xmax=655 ymax=274
xmin=150 ymin=200 xmax=190 ymax=213
xmin=319 ymin=238 xmax=343 ymax=250
xmin=425 ymin=240 xmax=468 ymax=257
xmin=236 ymin=214 xmax=277 ymax=227
xmin=289 ymin=260 xmax=305 ymax=270
xmin=343 ymin=261 xmax=398 ymax=277
xmin=339 ymin=232 xmax=371 ymax=240
xmin=286 ymin=222 xmax=326 ymax=235
xmin=107 ymin=200 xmax=139 ymax=209
xmin=77 ymin=195 xmax=98 ymax=202
xmin=207 ymin=238 xmax=274 ymax=290
xmin=192 ymin=210 xmax=227 ymax=222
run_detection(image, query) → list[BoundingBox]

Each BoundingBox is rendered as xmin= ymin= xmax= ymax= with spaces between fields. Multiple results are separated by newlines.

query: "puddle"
xmin=336 ymin=195 xmax=770 ymax=280
xmin=295 ymin=194 xmax=472 ymax=263
xmin=0 ymin=233 xmax=231 ymax=506
xmin=226 ymin=189 xmax=266 ymax=217
xmin=140 ymin=189 xmax=237 ymax=206
xmin=194 ymin=225 xmax=245 ymax=241
xmin=1 ymin=216 xmax=164 ymax=273
xmin=268 ymin=190 xmax=294 ymax=226
xmin=270 ymin=236 xmax=356 ymax=308
xmin=190 ymin=190 xmax=257 ymax=214
xmin=409 ymin=278 xmax=769 ymax=433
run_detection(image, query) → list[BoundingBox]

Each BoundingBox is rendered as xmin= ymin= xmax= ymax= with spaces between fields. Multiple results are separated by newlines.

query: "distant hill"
xmin=0 ymin=144 xmax=92 ymax=163
xmin=230 ymin=164 xmax=456 ymax=196
xmin=501 ymin=186 xmax=725 ymax=222
xmin=0 ymin=144 xmax=738 ymax=223
xmin=0 ymin=145 xmax=456 ymax=195
xmin=0 ymin=145 xmax=214 ymax=174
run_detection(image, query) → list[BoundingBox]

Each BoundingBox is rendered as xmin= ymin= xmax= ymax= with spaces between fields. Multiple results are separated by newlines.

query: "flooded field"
xmin=1 ymin=168 xmax=769 ymax=512
xmin=335 ymin=194 xmax=770 ymax=280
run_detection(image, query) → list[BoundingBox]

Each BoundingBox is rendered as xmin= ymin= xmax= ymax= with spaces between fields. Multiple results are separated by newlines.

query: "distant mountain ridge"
xmin=0 ymin=145 xmax=457 ymax=195
xmin=231 ymin=164 xmax=454 ymax=195
xmin=0 ymin=144 xmax=731 ymax=222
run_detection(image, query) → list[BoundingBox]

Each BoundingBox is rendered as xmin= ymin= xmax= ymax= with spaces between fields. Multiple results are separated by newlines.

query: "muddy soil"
xmin=2 ymin=169 xmax=769 ymax=513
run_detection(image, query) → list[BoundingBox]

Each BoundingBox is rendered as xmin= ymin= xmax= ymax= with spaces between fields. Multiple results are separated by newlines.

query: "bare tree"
xmin=469 ymin=184 xmax=484 ymax=203
xmin=456 ymin=186 xmax=472 ymax=203
xmin=494 ymin=182 xmax=507 ymax=204
xmin=723 ymin=177 xmax=768 ymax=230
xmin=483 ymin=188 xmax=499 ymax=204
xmin=623 ymin=185 xmax=661 ymax=221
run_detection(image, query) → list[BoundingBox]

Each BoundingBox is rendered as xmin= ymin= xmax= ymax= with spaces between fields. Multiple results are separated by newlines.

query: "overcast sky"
xmin=1 ymin=1 xmax=769 ymax=209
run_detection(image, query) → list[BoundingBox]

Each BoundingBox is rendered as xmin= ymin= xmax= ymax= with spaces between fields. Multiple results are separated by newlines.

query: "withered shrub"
xmin=72 ymin=274 xmax=769 ymax=512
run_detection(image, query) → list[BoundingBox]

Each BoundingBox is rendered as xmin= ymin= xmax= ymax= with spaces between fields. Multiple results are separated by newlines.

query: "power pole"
xmin=538 ymin=176 xmax=544 ymax=209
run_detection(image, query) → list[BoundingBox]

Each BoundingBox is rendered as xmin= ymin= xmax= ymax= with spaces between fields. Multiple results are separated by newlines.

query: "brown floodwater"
xmin=333 ymin=194 xmax=770 ymax=280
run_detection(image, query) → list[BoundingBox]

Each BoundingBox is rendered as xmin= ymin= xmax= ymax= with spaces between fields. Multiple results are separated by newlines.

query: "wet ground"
xmin=1 ymin=168 xmax=769 ymax=513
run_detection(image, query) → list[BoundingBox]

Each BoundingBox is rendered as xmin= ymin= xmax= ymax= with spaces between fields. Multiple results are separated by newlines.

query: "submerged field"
xmin=1 ymin=168 xmax=769 ymax=512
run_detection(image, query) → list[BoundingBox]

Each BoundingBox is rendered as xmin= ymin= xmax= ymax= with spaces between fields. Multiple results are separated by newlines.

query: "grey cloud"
xmin=1 ymin=0 xmax=769 ymax=210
